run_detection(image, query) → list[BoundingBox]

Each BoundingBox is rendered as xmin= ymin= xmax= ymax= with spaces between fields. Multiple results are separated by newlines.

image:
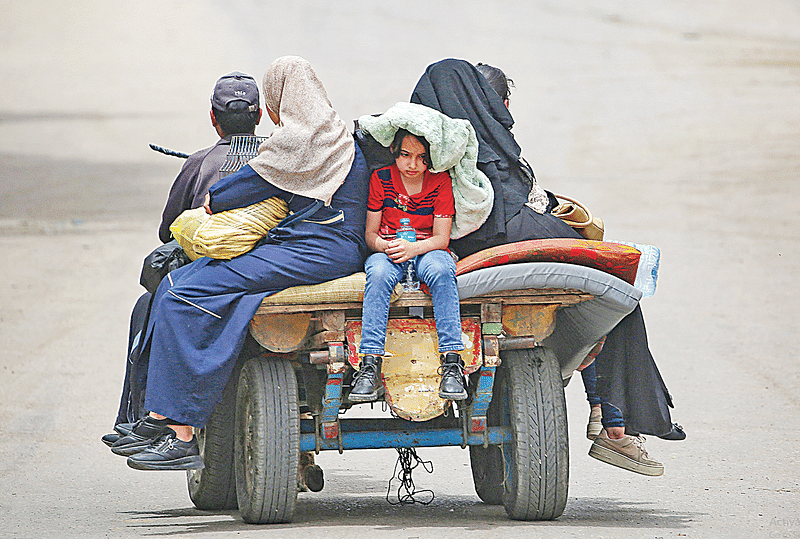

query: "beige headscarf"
xmin=249 ymin=56 xmax=355 ymax=205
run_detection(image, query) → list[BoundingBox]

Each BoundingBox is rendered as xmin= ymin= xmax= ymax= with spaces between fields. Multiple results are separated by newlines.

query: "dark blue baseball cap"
xmin=211 ymin=72 xmax=259 ymax=112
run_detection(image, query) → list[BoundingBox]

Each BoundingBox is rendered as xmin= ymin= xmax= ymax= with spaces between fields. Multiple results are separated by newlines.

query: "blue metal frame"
xmin=321 ymin=372 xmax=343 ymax=424
xmin=319 ymin=371 xmax=344 ymax=442
xmin=299 ymin=421 xmax=511 ymax=452
xmin=470 ymin=365 xmax=497 ymax=434
xmin=308 ymin=343 xmax=505 ymax=453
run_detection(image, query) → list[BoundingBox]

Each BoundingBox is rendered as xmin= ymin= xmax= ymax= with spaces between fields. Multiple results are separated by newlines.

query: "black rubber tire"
xmin=234 ymin=356 xmax=299 ymax=524
xmin=469 ymin=444 xmax=504 ymax=505
xmin=498 ymin=347 xmax=569 ymax=520
xmin=186 ymin=361 xmax=240 ymax=510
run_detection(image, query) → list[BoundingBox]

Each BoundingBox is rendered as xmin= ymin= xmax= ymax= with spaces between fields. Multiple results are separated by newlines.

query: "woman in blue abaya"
xmin=111 ymin=56 xmax=370 ymax=471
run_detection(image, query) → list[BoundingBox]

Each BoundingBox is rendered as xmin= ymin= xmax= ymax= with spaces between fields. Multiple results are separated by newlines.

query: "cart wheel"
xmin=187 ymin=360 xmax=240 ymax=510
xmin=234 ymin=356 xmax=299 ymax=524
xmin=498 ymin=347 xmax=569 ymax=520
xmin=469 ymin=444 xmax=504 ymax=505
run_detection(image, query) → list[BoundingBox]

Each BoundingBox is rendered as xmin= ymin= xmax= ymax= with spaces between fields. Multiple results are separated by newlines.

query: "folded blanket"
xmin=357 ymin=102 xmax=494 ymax=239
xmin=455 ymin=238 xmax=642 ymax=285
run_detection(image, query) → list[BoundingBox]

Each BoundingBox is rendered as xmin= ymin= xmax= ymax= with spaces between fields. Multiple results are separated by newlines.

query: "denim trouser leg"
xmin=600 ymin=402 xmax=626 ymax=430
xmin=359 ymin=253 xmax=404 ymax=355
xmin=582 ymin=362 xmax=625 ymax=429
xmin=581 ymin=363 xmax=602 ymax=406
xmin=415 ymin=250 xmax=464 ymax=353
xmin=359 ymin=250 xmax=464 ymax=355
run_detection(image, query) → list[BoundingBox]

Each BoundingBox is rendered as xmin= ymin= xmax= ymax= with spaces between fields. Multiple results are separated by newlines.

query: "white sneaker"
xmin=589 ymin=429 xmax=664 ymax=476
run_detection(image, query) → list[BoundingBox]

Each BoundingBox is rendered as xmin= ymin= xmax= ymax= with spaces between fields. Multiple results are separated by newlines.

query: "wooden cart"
xmin=187 ymin=274 xmax=593 ymax=524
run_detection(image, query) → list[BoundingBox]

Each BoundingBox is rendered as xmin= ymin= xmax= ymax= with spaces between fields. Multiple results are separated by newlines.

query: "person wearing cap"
xmin=110 ymin=56 xmax=369 ymax=472
xmin=158 ymin=72 xmax=263 ymax=243
xmin=103 ymin=72 xmax=262 ymax=443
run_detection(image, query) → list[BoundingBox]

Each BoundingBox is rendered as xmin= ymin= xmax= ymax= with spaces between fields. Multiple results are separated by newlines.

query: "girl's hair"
xmin=475 ymin=62 xmax=515 ymax=101
xmin=389 ymin=129 xmax=432 ymax=169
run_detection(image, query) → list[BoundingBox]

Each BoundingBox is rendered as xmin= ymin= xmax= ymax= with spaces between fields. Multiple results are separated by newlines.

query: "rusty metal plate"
xmin=345 ymin=318 xmax=481 ymax=371
xmin=501 ymin=303 xmax=558 ymax=340
xmin=345 ymin=318 xmax=481 ymax=422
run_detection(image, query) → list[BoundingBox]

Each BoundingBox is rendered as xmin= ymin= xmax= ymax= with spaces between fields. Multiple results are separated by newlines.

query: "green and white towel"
xmin=358 ymin=102 xmax=493 ymax=240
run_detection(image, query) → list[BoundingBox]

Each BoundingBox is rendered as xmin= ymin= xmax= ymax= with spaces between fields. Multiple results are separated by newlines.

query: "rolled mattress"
xmin=456 ymin=262 xmax=642 ymax=377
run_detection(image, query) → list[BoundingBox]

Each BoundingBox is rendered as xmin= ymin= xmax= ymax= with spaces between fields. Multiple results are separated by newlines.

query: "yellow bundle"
xmin=170 ymin=208 xmax=209 ymax=261
xmin=169 ymin=197 xmax=289 ymax=260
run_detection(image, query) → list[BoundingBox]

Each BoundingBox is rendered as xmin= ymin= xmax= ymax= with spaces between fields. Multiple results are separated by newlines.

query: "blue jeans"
xmin=581 ymin=362 xmax=625 ymax=429
xmin=359 ymin=250 xmax=464 ymax=355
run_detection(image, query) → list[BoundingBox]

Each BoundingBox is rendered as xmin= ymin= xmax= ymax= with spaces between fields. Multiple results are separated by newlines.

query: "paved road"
xmin=1 ymin=2 xmax=798 ymax=538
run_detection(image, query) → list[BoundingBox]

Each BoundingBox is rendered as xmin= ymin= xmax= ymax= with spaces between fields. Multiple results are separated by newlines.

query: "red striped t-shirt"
xmin=367 ymin=163 xmax=454 ymax=240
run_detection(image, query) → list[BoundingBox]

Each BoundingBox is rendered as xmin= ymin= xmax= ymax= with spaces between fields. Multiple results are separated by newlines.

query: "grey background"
xmin=1 ymin=1 xmax=798 ymax=537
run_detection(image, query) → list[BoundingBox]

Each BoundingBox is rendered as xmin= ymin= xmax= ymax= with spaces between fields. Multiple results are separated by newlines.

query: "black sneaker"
xmin=114 ymin=422 xmax=135 ymax=436
xmin=101 ymin=432 xmax=122 ymax=447
xmin=349 ymin=355 xmax=384 ymax=402
xmin=127 ymin=430 xmax=204 ymax=471
xmin=438 ymin=352 xmax=468 ymax=400
xmin=101 ymin=422 xmax=137 ymax=447
xmin=110 ymin=416 xmax=170 ymax=457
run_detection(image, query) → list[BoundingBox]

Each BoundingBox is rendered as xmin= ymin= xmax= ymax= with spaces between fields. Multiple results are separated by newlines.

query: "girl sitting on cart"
xmin=350 ymin=129 xmax=468 ymax=402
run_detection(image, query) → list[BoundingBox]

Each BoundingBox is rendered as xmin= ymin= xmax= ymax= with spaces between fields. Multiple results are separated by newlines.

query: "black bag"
xmin=353 ymin=125 xmax=395 ymax=172
xmin=139 ymin=240 xmax=192 ymax=294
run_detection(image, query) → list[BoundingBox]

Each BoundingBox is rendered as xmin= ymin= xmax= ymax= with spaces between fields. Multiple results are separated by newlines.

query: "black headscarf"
xmin=411 ymin=58 xmax=520 ymax=166
xmin=411 ymin=58 xmax=531 ymax=255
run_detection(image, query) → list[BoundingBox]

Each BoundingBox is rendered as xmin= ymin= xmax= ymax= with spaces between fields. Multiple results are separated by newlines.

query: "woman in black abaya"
xmin=410 ymin=59 xmax=682 ymax=475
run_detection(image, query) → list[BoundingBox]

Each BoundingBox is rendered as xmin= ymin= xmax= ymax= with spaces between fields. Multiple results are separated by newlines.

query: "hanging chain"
xmin=386 ymin=447 xmax=435 ymax=506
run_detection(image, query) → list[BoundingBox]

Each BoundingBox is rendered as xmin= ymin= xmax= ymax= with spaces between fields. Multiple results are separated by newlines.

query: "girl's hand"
xmin=385 ymin=238 xmax=418 ymax=263
xmin=203 ymin=194 xmax=213 ymax=215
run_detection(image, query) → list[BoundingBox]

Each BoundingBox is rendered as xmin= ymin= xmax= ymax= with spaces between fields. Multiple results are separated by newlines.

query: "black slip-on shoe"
xmin=658 ymin=423 xmax=686 ymax=441
xmin=102 ymin=421 xmax=138 ymax=446
xmin=127 ymin=432 xmax=204 ymax=471
xmin=111 ymin=416 xmax=170 ymax=456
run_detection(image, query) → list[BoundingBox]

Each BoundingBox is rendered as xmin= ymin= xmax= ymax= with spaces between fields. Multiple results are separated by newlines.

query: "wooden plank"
xmin=481 ymin=303 xmax=502 ymax=324
xmin=320 ymin=310 xmax=345 ymax=331
xmin=253 ymin=288 xmax=594 ymax=315
xmin=255 ymin=301 xmax=361 ymax=315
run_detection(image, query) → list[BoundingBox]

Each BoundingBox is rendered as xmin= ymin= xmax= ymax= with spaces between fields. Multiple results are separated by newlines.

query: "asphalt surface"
xmin=1 ymin=2 xmax=799 ymax=538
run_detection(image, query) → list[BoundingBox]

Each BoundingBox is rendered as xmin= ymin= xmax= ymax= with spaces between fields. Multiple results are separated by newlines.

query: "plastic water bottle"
xmin=395 ymin=218 xmax=419 ymax=291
